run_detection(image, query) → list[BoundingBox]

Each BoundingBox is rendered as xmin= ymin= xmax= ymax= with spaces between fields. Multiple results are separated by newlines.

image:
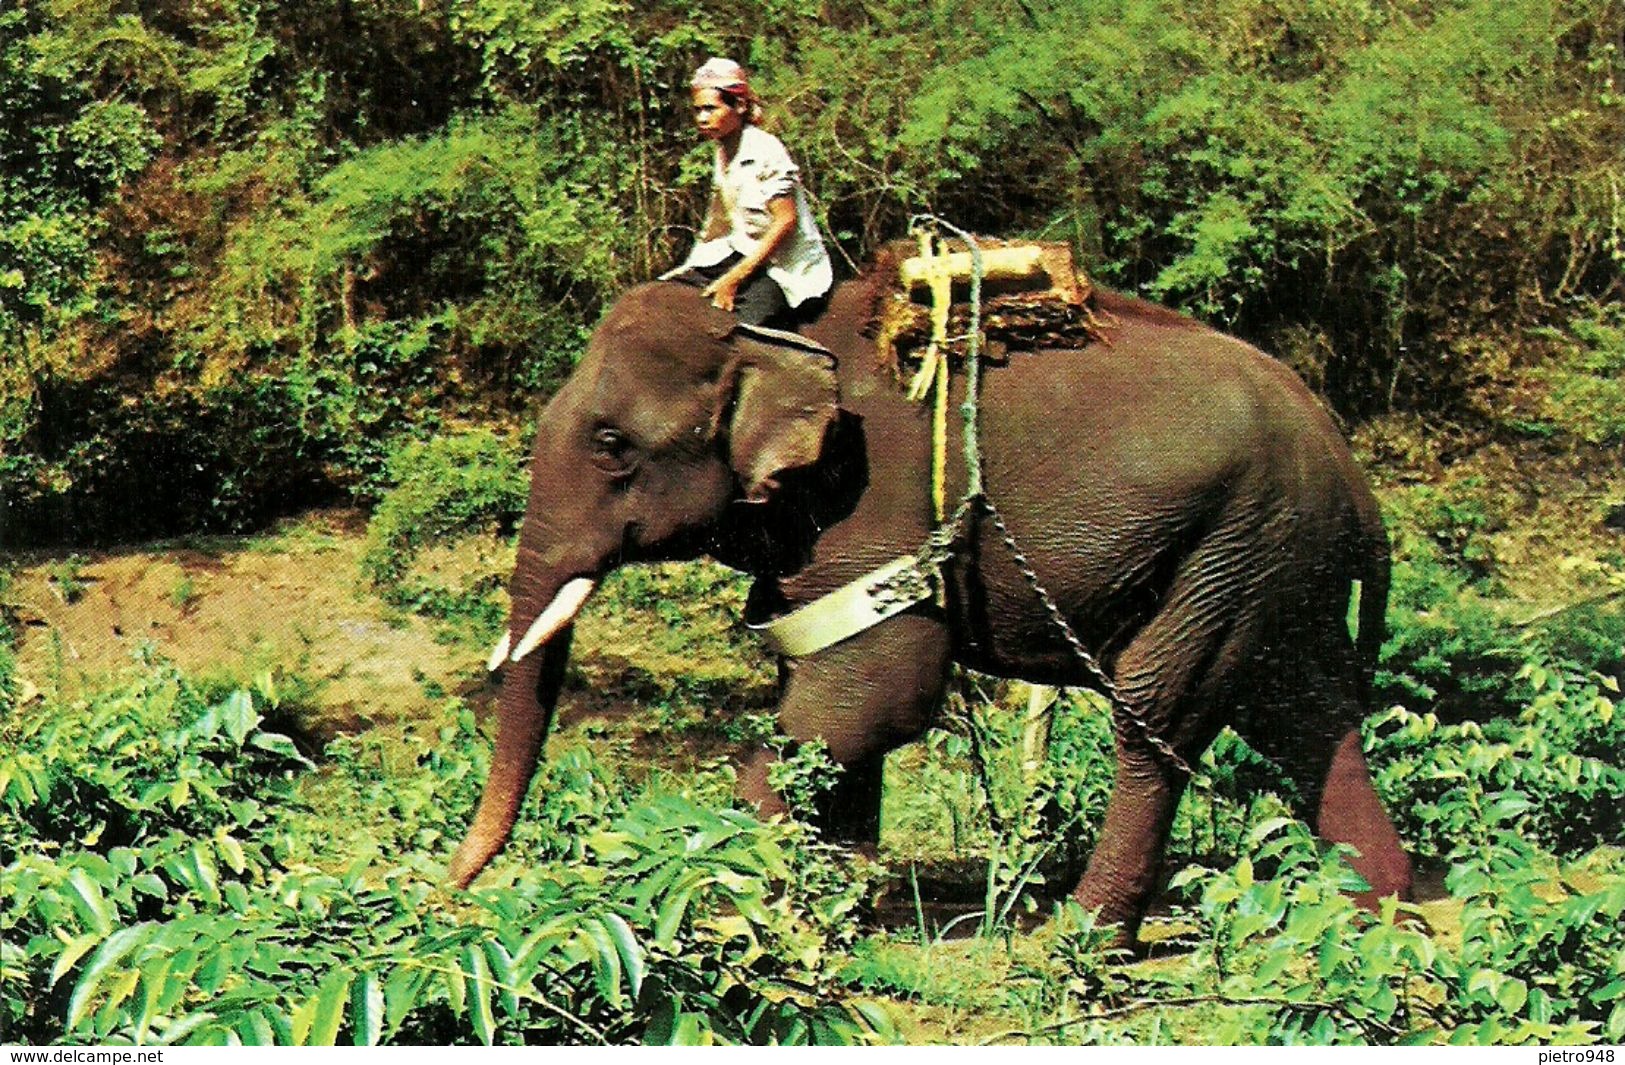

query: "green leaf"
xmin=443 ymin=955 xmax=466 ymax=1016
xmin=154 ymin=1010 xmax=216 ymax=1046
xmin=97 ymin=968 xmax=142 ymax=1033
xmin=68 ymin=923 xmax=156 ymax=1031
xmin=351 ymin=970 xmax=384 ymax=1046
xmin=216 ymin=833 xmax=247 ymax=874
xmin=219 ymin=690 xmax=261 ymax=747
xmin=483 ymin=940 xmax=521 ymax=1016
xmin=158 ymin=948 xmax=198 ymax=1013
xmin=133 ymin=953 xmax=175 ymax=1043
xmin=289 ymin=991 xmax=316 ymax=1046
xmin=1369 ymin=984 xmax=1398 ymax=1022
xmin=306 ymin=970 xmax=350 ymax=1046
xmin=1526 ymin=987 xmax=1553 ymax=1024
xmin=1496 ymin=977 xmax=1528 ymax=1015
xmin=65 ymin=867 xmax=115 ymax=936
xmin=601 ymin=913 xmax=645 ymax=1000
xmin=223 ymin=881 xmax=251 ymax=913
xmin=579 ymin=918 xmax=623 ymax=1008
xmin=237 ymin=1009 xmax=278 ymax=1046
xmin=848 ymin=999 xmax=899 ymax=1042
xmin=463 ymin=944 xmax=497 ymax=1046
xmin=50 ymin=931 xmax=106 ymax=988
xmin=655 ymin=881 xmax=699 ymax=948
xmin=672 ymin=1011 xmax=707 ymax=1046
xmin=384 ymin=966 xmax=427 ymax=1030
xmin=250 ymin=732 xmax=315 ymax=768
xmin=1252 ymin=949 xmax=1293 ymax=985
xmin=188 ymin=843 xmax=221 ymax=904
xmin=1487 ymin=793 xmax=1534 ymax=822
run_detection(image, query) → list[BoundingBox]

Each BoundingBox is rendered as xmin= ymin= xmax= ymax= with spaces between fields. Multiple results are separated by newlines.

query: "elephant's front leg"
xmin=737 ymin=611 xmax=951 ymax=846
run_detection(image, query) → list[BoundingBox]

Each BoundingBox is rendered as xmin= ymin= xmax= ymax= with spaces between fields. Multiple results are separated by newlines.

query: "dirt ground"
xmin=5 ymin=510 xmax=483 ymax=735
xmin=8 ymin=437 xmax=1620 ymax=731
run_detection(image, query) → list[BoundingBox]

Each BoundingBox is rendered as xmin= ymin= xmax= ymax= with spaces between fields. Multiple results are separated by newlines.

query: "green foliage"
xmin=355 ymin=427 xmax=527 ymax=640
xmin=779 ymin=0 xmax=1625 ymax=411
xmin=1 ymin=662 xmax=894 ymax=1045
xmin=7 ymin=0 xmax=1623 ymax=539
xmin=766 ymin=738 xmax=840 ymax=820
xmin=0 ymin=5 xmax=161 ymax=342
xmin=0 ymin=662 xmax=309 ymax=865
xmin=1375 ymin=473 xmax=1624 ymax=719
xmin=46 ymin=555 xmax=89 ymax=605
xmin=360 ymin=429 xmax=527 ymax=590
xmin=0 ymin=564 xmax=17 ymax=704
xmin=1369 ymin=661 xmax=1624 ymax=863
xmin=203 ymin=107 xmax=622 ymax=394
xmin=1377 ymin=480 xmax=1526 ymax=711
xmin=1539 ymin=303 xmax=1625 ymax=445
xmin=1164 ymin=822 xmax=1625 ymax=1044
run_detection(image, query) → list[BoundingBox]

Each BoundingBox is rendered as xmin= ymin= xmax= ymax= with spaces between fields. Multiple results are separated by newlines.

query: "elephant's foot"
xmin=1067 ymin=748 xmax=1186 ymax=955
xmin=1316 ymin=729 xmax=1413 ymax=908
xmin=1069 ymin=879 xmax=1148 ymax=956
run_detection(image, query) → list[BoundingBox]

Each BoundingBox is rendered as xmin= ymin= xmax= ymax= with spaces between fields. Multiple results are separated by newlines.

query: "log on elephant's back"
xmin=871 ymin=239 xmax=1115 ymax=370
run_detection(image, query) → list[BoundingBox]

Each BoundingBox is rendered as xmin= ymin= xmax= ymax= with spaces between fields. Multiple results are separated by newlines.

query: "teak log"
xmin=898 ymin=247 xmax=1047 ymax=290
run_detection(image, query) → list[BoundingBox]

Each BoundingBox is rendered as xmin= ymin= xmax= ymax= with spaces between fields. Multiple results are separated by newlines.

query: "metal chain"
xmin=908 ymin=214 xmax=1193 ymax=778
xmin=976 ymin=497 xmax=1193 ymax=776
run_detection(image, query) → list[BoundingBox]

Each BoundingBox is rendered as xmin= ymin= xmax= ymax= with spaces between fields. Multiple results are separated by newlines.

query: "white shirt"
xmin=664 ymin=125 xmax=833 ymax=308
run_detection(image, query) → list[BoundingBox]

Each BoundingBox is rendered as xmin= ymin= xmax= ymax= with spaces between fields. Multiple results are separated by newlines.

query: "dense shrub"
xmin=360 ymin=429 xmax=527 ymax=587
xmin=0 ymin=663 xmax=892 ymax=1045
xmin=1369 ymin=661 xmax=1625 ymax=862
xmin=5 ymin=0 xmax=1621 ymax=541
xmin=1164 ymin=819 xmax=1625 ymax=1044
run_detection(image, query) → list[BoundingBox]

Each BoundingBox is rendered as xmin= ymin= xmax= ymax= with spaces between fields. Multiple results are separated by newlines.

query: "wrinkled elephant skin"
xmin=445 ymin=276 xmax=1411 ymax=944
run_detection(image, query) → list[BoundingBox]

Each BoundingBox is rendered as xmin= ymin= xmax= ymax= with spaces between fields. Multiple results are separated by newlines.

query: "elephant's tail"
xmin=1353 ymin=515 xmax=1391 ymax=708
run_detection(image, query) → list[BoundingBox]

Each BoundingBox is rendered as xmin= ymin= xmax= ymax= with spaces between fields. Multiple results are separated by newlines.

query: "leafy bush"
xmin=1369 ymin=660 xmax=1624 ymax=863
xmin=780 ymin=0 xmax=1625 ymax=413
xmin=359 ymin=429 xmax=527 ymax=634
xmin=1539 ymin=303 xmax=1625 ymax=446
xmin=1 ymin=661 xmax=894 ymax=1045
xmin=1376 ymin=480 xmax=1528 ymax=713
xmin=1167 ymin=819 xmax=1625 ymax=1045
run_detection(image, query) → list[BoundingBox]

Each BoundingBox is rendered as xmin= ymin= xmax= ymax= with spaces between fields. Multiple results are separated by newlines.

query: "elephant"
xmin=445 ymin=265 xmax=1413 ymax=946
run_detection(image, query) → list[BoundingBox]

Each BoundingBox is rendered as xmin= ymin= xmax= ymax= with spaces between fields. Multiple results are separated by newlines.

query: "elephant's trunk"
xmin=446 ymin=627 xmax=573 ymax=889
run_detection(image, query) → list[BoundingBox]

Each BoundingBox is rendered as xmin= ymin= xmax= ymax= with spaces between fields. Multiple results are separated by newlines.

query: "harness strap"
xmin=747 ymin=553 xmax=939 ymax=657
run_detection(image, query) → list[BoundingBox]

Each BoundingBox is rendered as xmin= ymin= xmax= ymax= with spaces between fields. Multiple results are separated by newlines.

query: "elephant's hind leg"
xmin=1070 ymin=585 xmax=1249 ymax=945
xmin=1243 ymin=667 xmax=1413 ymax=908
xmin=1318 ymin=729 xmax=1413 ymax=905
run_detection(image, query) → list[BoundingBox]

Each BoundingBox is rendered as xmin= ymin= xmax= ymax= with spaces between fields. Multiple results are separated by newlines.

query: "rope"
xmin=906 ymin=215 xmax=1191 ymax=777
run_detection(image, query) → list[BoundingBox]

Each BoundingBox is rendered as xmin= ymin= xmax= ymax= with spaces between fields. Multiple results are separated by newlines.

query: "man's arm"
xmin=703 ymin=195 xmax=797 ymax=312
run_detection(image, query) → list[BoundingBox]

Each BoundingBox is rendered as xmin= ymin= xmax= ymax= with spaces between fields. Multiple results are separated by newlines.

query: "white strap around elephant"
xmin=748 ymin=553 xmax=938 ymax=657
xmin=747 ymin=507 xmax=966 ymax=657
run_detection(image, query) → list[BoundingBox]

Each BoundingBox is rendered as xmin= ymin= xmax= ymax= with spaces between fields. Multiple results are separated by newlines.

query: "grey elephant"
xmin=444 ymin=267 xmax=1412 ymax=947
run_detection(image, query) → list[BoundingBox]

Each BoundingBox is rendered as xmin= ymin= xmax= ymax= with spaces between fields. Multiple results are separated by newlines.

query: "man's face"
xmin=691 ymin=88 xmax=744 ymax=141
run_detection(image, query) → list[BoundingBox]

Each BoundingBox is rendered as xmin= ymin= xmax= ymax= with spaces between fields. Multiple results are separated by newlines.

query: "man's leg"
xmin=732 ymin=270 xmax=790 ymax=326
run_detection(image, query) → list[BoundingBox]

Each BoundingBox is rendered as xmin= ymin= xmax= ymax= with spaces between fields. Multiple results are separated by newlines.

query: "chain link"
xmin=974 ymin=497 xmax=1193 ymax=776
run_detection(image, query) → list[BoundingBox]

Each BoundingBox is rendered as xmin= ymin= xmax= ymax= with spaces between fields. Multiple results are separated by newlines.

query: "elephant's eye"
xmin=590 ymin=427 xmax=636 ymax=475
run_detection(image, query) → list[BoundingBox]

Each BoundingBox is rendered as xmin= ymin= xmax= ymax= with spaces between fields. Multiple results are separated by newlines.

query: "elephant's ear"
xmin=723 ymin=324 xmax=840 ymax=503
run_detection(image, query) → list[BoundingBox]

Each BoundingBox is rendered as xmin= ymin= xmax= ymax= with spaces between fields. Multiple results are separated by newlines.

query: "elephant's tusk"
xmin=485 ymin=631 xmax=512 ymax=672
xmin=510 ymin=578 xmax=596 ymax=663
